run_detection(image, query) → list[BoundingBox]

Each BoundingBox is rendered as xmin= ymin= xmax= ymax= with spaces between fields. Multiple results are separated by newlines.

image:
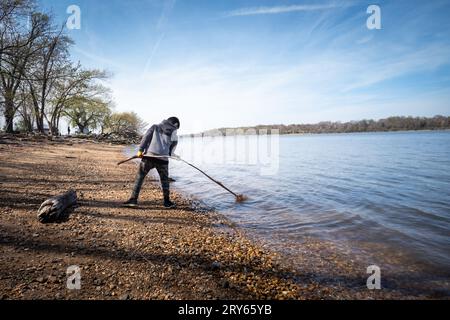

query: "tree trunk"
xmin=24 ymin=116 xmax=33 ymax=132
xmin=37 ymin=190 xmax=77 ymax=223
xmin=4 ymin=114 xmax=14 ymax=133
xmin=49 ymin=123 xmax=58 ymax=136
xmin=4 ymin=97 xmax=15 ymax=133
xmin=50 ymin=113 xmax=60 ymax=136
xmin=56 ymin=113 xmax=61 ymax=132
xmin=36 ymin=114 xmax=45 ymax=133
xmin=78 ymin=124 xmax=85 ymax=133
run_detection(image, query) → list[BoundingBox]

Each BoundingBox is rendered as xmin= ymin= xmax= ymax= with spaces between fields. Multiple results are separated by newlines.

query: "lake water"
xmin=134 ymin=131 xmax=450 ymax=292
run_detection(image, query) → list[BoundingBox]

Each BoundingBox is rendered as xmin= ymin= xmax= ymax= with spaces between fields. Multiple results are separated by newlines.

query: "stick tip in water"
xmin=235 ymin=194 xmax=247 ymax=202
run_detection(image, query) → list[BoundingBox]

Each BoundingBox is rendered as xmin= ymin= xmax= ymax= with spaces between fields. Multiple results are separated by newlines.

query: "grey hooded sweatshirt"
xmin=138 ymin=120 xmax=178 ymax=161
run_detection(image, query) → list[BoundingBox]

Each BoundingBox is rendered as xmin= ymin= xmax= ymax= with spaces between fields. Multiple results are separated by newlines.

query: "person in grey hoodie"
xmin=124 ymin=117 xmax=180 ymax=208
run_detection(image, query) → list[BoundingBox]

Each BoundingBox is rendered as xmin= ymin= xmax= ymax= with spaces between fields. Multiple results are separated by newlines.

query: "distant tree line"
xmin=0 ymin=0 xmax=145 ymax=137
xmin=193 ymin=115 xmax=450 ymax=136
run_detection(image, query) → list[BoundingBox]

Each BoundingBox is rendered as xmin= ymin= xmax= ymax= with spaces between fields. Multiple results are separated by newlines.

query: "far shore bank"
xmin=180 ymin=128 xmax=450 ymax=138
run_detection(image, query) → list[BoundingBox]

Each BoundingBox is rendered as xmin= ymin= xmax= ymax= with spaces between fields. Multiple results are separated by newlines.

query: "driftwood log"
xmin=37 ymin=190 xmax=77 ymax=223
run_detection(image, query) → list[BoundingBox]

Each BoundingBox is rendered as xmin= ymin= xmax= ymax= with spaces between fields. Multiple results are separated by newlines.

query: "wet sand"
xmin=0 ymin=134 xmax=434 ymax=299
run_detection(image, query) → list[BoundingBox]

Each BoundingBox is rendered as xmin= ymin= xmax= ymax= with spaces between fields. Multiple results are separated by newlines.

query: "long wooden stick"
xmin=117 ymin=154 xmax=246 ymax=201
xmin=117 ymin=155 xmax=139 ymax=166
xmin=176 ymin=158 xmax=240 ymax=198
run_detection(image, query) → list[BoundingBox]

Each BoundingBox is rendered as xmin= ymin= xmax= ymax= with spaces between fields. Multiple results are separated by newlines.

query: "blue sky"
xmin=38 ymin=0 xmax=450 ymax=134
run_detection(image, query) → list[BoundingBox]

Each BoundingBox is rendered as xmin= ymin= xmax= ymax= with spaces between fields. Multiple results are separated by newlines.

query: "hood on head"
xmin=167 ymin=117 xmax=180 ymax=128
xmin=159 ymin=119 xmax=178 ymax=136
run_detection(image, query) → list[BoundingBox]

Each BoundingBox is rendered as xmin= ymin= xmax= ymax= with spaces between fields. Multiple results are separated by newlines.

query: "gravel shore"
xmin=0 ymin=135 xmax=435 ymax=299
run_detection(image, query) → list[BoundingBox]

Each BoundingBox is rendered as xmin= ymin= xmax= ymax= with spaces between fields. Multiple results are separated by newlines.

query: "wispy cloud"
xmin=72 ymin=47 xmax=126 ymax=71
xmin=342 ymin=43 xmax=450 ymax=92
xmin=226 ymin=3 xmax=348 ymax=17
xmin=157 ymin=0 xmax=176 ymax=30
xmin=142 ymin=0 xmax=176 ymax=75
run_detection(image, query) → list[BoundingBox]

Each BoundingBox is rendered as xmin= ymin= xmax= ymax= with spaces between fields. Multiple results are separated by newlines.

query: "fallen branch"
xmin=37 ymin=190 xmax=77 ymax=223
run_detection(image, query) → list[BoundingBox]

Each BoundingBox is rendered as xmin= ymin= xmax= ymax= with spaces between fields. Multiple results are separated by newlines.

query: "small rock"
xmin=211 ymin=261 xmax=221 ymax=270
xmin=36 ymin=277 xmax=45 ymax=283
xmin=222 ymin=280 xmax=230 ymax=289
xmin=120 ymin=293 xmax=130 ymax=300
xmin=32 ymin=233 xmax=39 ymax=237
xmin=55 ymin=293 xmax=62 ymax=299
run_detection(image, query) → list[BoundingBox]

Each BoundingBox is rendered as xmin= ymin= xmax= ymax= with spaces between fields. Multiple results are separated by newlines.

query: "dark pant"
xmin=131 ymin=158 xmax=170 ymax=200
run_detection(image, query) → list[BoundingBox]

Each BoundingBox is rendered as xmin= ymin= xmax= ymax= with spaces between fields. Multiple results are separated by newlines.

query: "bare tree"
xmin=63 ymin=95 xmax=112 ymax=134
xmin=15 ymin=81 xmax=34 ymax=132
xmin=0 ymin=1 xmax=33 ymax=25
xmin=49 ymin=68 xmax=109 ymax=134
xmin=26 ymin=23 xmax=73 ymax=134
xmin=105 ymin=112 xmax=147 ymax=137
xmin=1 ymin=8 xmax=52 ymax=132
xmin=1 ymin=1 xmax=116 ymax=136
